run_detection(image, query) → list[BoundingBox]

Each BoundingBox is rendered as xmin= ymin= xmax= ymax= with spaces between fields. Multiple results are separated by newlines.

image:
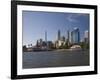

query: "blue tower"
xmin=71 ymin=28 xmax=80 ymax=44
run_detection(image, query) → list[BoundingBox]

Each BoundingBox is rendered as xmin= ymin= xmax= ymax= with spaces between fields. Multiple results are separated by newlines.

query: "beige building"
xmin=55 ymin=40 xmax=66 ymax=48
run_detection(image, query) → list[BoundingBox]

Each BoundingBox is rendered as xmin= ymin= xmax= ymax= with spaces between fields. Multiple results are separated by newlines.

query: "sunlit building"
xmin=54 ymin=30 xmax=66 ymax=48
xmin=55 ymin=40 xmax=65 ymax=48
xmin=84 ymin=30 xmax=89 ymax=43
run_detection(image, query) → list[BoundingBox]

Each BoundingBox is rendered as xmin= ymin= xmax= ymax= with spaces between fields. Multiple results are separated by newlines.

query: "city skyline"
xmin=22 ymin=11 xmax=89 ymax=46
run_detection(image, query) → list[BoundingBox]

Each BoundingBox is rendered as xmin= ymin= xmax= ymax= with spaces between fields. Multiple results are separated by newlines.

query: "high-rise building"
xmin=61 ymin=36 xmax=65 ymax=41
xmin=71 ymin=28 xmax=80 ymax=44
xmin=45 ymin=31 xmax=47 ymax=43
xmin=67 ymin=30 xmax=70 ymax=46
xmin=36 ymin=39 xmax=43 ymax=47
xmin=58 ymin=30 xmax=61 ymax=40
xmin=84 ymin=30 xmax=89 ymax=43
xmin=45 ymin=31 xmax=47 ymax=47
xmin=69 ymin=31 xmax=72 ymax=43
xmin=67 ymin=30 xmax=69 ymax=41
xmin=84 ymin=30 xmax=89 ymax=38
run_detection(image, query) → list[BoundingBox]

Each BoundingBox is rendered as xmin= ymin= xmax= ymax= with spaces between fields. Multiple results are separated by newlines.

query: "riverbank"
xmin=23 ymin=48 xmax=86 ymax=52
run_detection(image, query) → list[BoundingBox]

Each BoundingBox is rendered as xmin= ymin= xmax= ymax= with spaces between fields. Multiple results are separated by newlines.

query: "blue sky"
xmin=22 ymin=11 xmax=89 ymax=46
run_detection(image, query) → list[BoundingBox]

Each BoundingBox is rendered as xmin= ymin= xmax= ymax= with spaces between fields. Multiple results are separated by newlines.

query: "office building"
xmin=84 ymin=30 xmax=89 ymax=43
xmin=58 ymin=30 xmax=61 ymax=40
xmin=71 ymin=28 xmax=80 ymax=44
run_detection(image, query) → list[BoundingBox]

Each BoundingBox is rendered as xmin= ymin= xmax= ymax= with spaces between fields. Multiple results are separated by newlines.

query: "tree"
xmin=80 ymin=42 xmax=89 ymax=50
xmin=23 ymin=45 xmax=27 ymax=52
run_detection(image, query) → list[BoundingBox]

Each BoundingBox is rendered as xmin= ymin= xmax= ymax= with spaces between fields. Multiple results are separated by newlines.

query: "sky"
xmin=22 ymin=11 xmax=89 ymax=46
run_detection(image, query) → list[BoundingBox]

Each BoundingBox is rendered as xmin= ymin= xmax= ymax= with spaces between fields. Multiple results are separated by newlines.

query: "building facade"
xmin=58 ymin=30 xmax=61 ymax=40
xmin=71 ymin=28 xmax=80 ymax=44
xmin=84 ymin=30 xmax=89 ymax=43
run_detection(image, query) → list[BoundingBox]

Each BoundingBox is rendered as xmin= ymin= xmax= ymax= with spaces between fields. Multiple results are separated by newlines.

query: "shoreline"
xmin=23 ymin=48 xmax=88 ymax=52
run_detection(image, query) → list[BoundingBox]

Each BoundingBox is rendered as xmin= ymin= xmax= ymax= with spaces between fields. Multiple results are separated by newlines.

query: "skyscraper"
xmin=84 ymin=30 xmax=89 ymax=43
xmin=71 ymin=28 xmax=80 ymax=44
xmin=45 ymin=31 xmax=47 ymax=47
xmin=58 ymin=30 xmax=61 ymax=40
xmin=36 ymin=39 xmax=43 ymax=47
xmin=45 ymin=31 xmax=47 ymax=42
xmin=61 ymin=36 xmax=65 ymax=41
xmin=67 ymin=30 xmax=69 ymax=42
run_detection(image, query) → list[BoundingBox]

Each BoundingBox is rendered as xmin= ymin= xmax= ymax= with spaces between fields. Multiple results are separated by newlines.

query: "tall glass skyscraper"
xmin=58 ymin=30 xmax=61 ymax=40
xmin=71 ymin=28 xmax=80 ymax=44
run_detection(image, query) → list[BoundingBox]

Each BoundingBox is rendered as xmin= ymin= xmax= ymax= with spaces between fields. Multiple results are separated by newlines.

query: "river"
xmin=23 ymin=50 xmax=89 ymax=69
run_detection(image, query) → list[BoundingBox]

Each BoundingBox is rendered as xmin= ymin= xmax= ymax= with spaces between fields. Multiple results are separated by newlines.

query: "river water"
xmin=23 ymin=50 xmax=89 ymax=69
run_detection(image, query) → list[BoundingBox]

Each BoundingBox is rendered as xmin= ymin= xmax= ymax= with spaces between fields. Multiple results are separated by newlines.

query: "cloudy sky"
xmin=22 ymin=11 xmax=89 ymax=46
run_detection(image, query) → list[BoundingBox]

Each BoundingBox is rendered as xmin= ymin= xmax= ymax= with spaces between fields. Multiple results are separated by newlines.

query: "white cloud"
xmin=66 ymin=13 xmax=88 ymax=23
